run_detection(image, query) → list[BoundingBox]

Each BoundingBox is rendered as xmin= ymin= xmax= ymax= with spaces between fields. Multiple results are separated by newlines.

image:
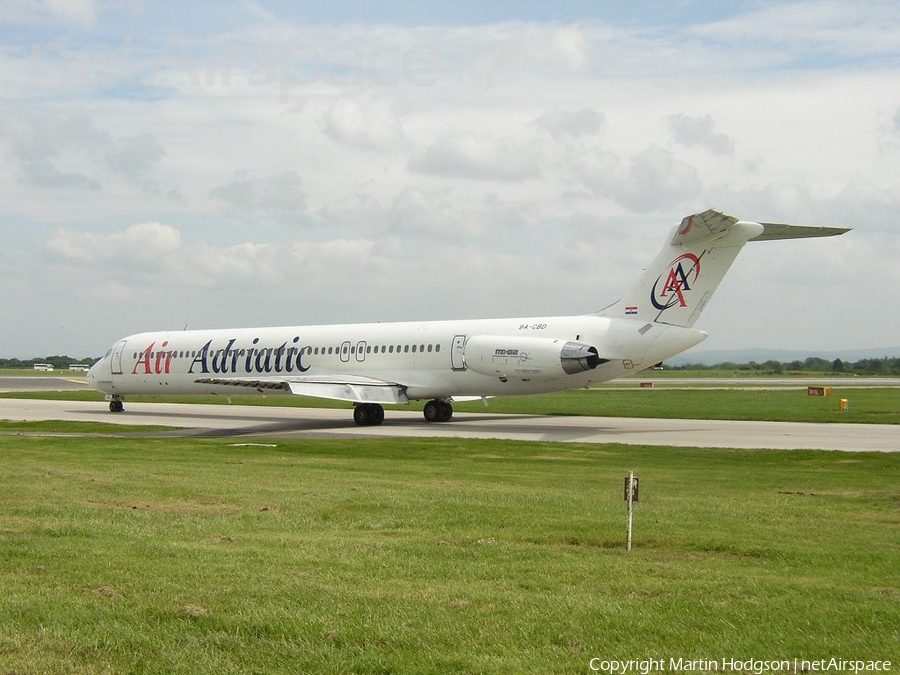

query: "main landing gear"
xmin=352 ymin=400 xmax=454 ymax=425
xmin=353 ymin=403 xmax=385 ymax=426
xmin=423 ymin=399 xmax=453 ymax=423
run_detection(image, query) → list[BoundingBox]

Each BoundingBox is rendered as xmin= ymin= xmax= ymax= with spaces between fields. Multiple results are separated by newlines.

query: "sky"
xmin=1 ymin=0 xmax=898 ymax=359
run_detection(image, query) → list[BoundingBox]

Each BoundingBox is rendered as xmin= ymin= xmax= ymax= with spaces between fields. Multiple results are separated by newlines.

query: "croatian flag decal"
xmin=625 ymin=306 xmax=638 ymax=315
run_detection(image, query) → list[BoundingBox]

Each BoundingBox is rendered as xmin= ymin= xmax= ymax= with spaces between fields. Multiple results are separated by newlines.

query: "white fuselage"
xmin=88 ymin=314 xmax=707 ymax=401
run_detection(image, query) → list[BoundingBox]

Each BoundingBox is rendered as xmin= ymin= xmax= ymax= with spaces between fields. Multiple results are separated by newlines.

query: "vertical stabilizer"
xmin=598 ymin=210 xmax=763 ymax=327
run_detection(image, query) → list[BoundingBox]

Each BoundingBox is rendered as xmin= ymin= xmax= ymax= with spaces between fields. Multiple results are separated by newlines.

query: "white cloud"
xmin=322 ymin=98 xmax=408 ymax=152
xmin=105 ymin=133 xmax=165 ymax=183
xmin=0 ymin=110 xmax=166 ymax=192
xmin=409 ymin=134 xmax=541 ymax=182
xmin=45 ymin=222 xmax=182 ymax=266
xmin=0 ymin=0 xmax=97 ymax=24
xmin=208 ymin=171 xmax=308 ymax=222
xmin=668 ymin=114 xmax=734 ymax=155
xmin=534 ymin=108 xmax=604 ymax=141
xmin=383 ymin=186 xmax=488 ymax=238
xmin=42 ymin=222 xmax=383 ymax=291
xmin=1 ymin=111 xmax=102 ymax=189
xmin=316 ymin=185 xmax=535 ymax=240
xmin=45 ymin=0 xmax=96 ymax=23
xmin=472 ymin=23 xmax=590 ymax=81
xmin=691 ymin=1 xmax=900 ymax=62
xmin=573 ymin=145 xmax=703 ymax=213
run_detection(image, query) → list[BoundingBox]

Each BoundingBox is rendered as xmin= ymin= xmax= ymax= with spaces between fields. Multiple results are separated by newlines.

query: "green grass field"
xmin=0 ymin=435 xmax=897 ymax=674
xmin=4 ymin=385 xmax=900 ymax=424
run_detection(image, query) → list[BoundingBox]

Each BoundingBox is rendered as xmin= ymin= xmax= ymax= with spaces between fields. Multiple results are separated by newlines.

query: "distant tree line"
xmin=668 ymin=356 xmax=900 ymax=376
xmin=0 ymin=356 xmax=99 ymax=370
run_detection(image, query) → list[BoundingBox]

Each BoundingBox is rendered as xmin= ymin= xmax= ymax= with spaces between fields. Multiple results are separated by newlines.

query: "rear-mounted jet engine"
xmin=463 ymin=335 xmax=603 ymax=380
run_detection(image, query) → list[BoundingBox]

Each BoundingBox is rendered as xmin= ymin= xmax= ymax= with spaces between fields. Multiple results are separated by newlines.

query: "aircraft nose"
xmin=87 ymin=358 xmax=103 ymax=388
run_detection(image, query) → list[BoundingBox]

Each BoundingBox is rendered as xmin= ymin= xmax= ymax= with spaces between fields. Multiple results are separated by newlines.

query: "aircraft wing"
xmin=193 ymin=375 xmax=409 ymax=405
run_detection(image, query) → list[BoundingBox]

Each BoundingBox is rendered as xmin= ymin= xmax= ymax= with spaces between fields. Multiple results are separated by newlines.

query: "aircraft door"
xmin=356 ymin=341 xmax=367 ymax=362
xmin=111 ymin=339 xmax=127 ymax=375
xmin=340 ymin=341 xmax=351 ymax=363
xmin=451 ymin=335 xmax=467 ymax=371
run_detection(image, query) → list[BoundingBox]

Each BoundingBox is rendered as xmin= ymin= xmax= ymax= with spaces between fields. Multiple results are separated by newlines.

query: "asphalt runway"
xmin=0 ymin=376 xmax=89 ymax=392
xmin=2 ymin=397 xmax=897 ymax=452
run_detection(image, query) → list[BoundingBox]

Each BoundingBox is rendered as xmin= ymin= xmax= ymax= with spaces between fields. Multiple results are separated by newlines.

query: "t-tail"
xmin=598 ymin=209 xmax=850 ymax=328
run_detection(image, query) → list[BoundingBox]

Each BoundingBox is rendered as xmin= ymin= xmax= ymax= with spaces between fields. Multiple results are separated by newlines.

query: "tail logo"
xmin=651 ymin=253 xmax=701 ymax=310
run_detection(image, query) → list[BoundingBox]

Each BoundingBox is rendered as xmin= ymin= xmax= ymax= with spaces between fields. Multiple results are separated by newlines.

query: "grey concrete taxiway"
xmin=1 ymin=397 xmax=897 ymax=452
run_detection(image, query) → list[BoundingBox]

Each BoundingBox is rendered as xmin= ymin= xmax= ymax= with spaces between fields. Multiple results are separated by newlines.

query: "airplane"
xmin=87 ymin=209 xmax=849 ymax=425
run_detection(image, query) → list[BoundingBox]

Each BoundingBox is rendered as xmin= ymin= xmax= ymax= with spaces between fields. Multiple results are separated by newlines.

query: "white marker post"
xmin=624 ymin=472 xmax=638 ymax=552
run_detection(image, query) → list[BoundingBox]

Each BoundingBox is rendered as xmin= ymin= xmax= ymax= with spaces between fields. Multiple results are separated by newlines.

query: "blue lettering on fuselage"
xmin=187 ymin=337 xmax=310 ymax=375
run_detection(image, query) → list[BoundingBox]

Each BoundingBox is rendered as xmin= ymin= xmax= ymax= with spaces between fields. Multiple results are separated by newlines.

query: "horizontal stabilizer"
xmin=754 ymin=223 xmax=852 ymax=241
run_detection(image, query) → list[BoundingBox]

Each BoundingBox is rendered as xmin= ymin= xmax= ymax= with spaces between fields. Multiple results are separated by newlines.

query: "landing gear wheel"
xmin=423 ymin=400 xmax=453 ymax=423
xmin=423 ymin=400 xmax=441 ymax=422
xmin=372 ymin=404 xmax=385 ymax=425
xmin=353 ymin=403 xmax=385 ymax=426
xmin=109 ymin=399 xmax=125 ymax=413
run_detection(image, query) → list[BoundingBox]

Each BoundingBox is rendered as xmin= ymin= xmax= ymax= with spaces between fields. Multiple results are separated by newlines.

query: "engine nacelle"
xmin=463 ymin=335 xmax=602 ymax=380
